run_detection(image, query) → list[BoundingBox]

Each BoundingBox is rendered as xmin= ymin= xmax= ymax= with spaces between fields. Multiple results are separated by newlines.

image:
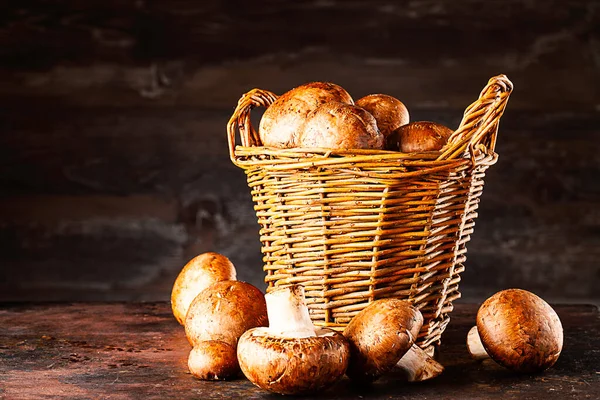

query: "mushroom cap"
xmin=392 ymin=121 xmax=453 ymax=153
xmin=237 ymin=327 xmax=350 ymax=395
xmin=171 ymin=252 xmax=236 ymax=324
xmin=356 ymin=94 xmax=410 ymax=139
xmin=259 ymin=82 xmax=354 ymax=148
xmin=188 ymin=340 xmax=239 ymax=380
xmin=184 ymin=280 xmax=268 ymax=347
xmin=477 ymin=289 xmax=563 ymax=373
xmin=343 ymin=298 xmax=423 ymax=383
xmin=298 ymin=101 xmax=385 ymax=150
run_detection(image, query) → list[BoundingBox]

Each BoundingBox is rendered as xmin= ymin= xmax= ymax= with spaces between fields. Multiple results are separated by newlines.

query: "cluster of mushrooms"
xmin=258 ymin=81 xmax=454 ymax=152
xmin=171 ymin=252 xmax=564 ymax=395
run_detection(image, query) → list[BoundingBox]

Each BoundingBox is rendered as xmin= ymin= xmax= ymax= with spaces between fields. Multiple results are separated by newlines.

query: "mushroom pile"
xmin=170 ymin=253 xmax=445 ymax=394
xmin=171 ymin=253 xmax=563 ymax=394
xmin=258 ymin=81 xmax=454 ymax=152
xmin=236 ymin=285 xmax=442 ymax=394
xmin=170 ymin=252 xmax=268 ymax=380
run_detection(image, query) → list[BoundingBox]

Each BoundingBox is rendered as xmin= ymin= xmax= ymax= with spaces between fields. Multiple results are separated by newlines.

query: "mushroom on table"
xmin=237 ymin=285 xmax=350 ymax=395
xmin=184 ymin=280 xmax=268 ymax=380
xmin=188 ymin=340 xmax=239 ymax=380
xmin=466 ymin=288 xmax=563 ymax=373
xmin=343 ymin=298 xmax=444 ymax=383
xmin=171 ymin=252 xmax=237 ymax=325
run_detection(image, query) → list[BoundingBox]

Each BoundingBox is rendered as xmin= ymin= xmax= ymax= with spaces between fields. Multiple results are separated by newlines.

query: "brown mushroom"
xmin=188 ymin=340 xmax=239 ymax=380
xmin=390 ymin=121 xmax=453 ymax=152
xmin=237 ymin=285 xmax=350 ymax=395
xmin=343 ymin=298 xmax=444 ymax=383
xmin=356 ymin=94 xmax=410 ymax=140
xmin=466 ymin=289 xmax=564 ymax=373
xmin=259 ymin=82 xmax=354 ymax=148
xmin=171 ymin=252 xmax=236 ymax=325
xmin=184 ymin=280 xmax=268 ymax=348
xmin=298 ymin=101 xmax=385 ymax=150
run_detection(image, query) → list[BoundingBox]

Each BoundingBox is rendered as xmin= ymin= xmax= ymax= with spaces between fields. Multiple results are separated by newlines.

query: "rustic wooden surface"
xmin=0 ymin=302 xmax=598 ymax=399
xmin=0 ymin=0 xmax=599 ymax=303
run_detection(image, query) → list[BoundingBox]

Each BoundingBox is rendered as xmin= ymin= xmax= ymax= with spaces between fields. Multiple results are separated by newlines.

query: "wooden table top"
xmin=0 ymin=302 xmax=598 ymax=399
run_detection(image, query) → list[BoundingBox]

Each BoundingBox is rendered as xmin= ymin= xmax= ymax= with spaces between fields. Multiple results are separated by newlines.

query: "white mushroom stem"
xmin=467 ymin=326 xmax=489 ymax=361
xmin=395 ymin=343 xmax=445 ymax=382
xmin=265 ymin=285 xmax=316 ymax=338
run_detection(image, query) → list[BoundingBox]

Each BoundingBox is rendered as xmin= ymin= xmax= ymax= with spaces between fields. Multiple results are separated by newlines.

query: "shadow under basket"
xmin=227 ymin=75 xmax=513 ymax=356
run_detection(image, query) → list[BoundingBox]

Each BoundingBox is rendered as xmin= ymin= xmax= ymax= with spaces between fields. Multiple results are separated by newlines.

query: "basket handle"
xmin=226 ymin=88 xmax=278 ymax=163
xmin=438 ymin=75 xmax=513 ymax=161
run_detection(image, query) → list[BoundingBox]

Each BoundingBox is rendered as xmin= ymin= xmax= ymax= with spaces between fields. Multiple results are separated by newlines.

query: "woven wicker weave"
xmin=227 ymin=75 xmax=513 ymax=355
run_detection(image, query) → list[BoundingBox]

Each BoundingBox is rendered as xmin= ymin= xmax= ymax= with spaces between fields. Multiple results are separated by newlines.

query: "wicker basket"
xmin=227 ymin=75 xmax=513 ymax=355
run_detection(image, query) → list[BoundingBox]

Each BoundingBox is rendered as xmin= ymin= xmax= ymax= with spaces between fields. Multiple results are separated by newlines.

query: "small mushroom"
xmin=343 ymin=298 xmax=444 ymax=383
xmin=188 ymin=340 xmax=239 ymax=380
xmin=171 ymin=252 xmax=236 ymax=325
xmin=237 ymin=285 xmax=350 ymax=395
xmin=466 ymin=289 xmax=563 ymax=373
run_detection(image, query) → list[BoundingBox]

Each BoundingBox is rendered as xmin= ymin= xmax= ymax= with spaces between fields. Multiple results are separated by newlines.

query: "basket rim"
xmin=232 ymin=144 xmax=498 ymax=174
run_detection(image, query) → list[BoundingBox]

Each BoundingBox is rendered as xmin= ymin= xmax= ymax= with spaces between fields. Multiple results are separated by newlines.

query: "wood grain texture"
xmin=0 ymin=0 xmax=598 ymax=303
xmin=0 ymin=302 xmax=598 ymax=399
xmin=0 ymin=0 xmax=598 ymax=109
xmin=1 ymin=108 xmax=598 ymax=302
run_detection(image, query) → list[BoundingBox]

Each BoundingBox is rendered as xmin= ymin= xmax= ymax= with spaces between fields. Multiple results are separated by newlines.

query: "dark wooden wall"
xmin=1 ymin=0 xmax=599 ymax=303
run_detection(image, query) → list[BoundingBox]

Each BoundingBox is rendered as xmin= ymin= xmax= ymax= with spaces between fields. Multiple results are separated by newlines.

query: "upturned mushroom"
xmin=466 ymin=289 xmax=563 ymax=373
xmin=185 ymin=280 xmax=268 ymax=380
xmin=237 ymin=285 xmax=350 ymax=395
xmin=171 ymin=252 xmax=236 ymax=325
xmin=343 ymin=298 xmax=444 ymax=383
